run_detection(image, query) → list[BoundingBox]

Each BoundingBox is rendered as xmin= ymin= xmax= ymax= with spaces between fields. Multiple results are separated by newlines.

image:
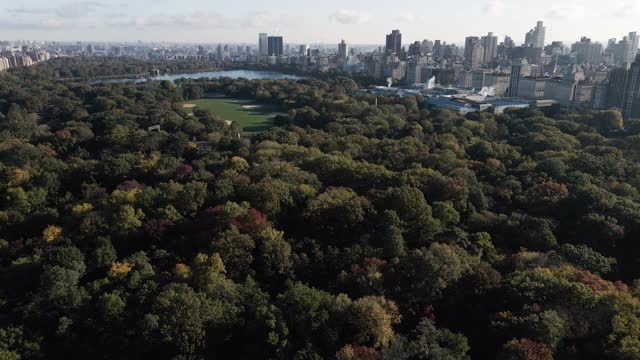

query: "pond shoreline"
xmin=67 ymin=69 xmax=304 ymax=84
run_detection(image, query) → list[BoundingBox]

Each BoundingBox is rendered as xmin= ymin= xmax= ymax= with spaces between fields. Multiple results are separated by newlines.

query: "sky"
xmin=2 ymin=0 xmax=640 ymax=46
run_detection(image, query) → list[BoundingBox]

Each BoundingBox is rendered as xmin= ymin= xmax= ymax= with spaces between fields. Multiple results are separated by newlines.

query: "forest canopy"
xmin=2 ymin=57 xmax=640 ymax=359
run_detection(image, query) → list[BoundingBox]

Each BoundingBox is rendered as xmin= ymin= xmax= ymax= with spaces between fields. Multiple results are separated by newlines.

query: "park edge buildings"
xmin=149 ymin=21 xmax=640 ymax=119
xmin=5 ymin=19 xmax=640 ymax=119
xmin=0 ymin=43 xmax=59 ymax=72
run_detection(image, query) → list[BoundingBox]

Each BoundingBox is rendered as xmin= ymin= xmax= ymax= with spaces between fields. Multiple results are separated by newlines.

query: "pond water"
xmin=100 ymin=70 xmax=303 ymax=83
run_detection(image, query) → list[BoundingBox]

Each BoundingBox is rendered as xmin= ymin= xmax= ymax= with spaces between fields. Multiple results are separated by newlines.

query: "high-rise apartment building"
xmin=300 ymin=44 xmax=309 ymax=56
xmin=408 ymin=41 xmax=422 ymax=57
xmin=509 ymin=58 xmax=529 ymax=96
xmin=421 ymin=40 xmax=434 ymax=54
xmin=503 ymin=36 xmax=515 ymax=48
xmin=433 ymin=40 xmax=443 ymax=58
xmin=267 ymin=36 xmax=283 ymax=56
xmin=464 ymin=37 xmax=484 ymax=68
xmin=406 ymin=61 xmax=423 ymax=84
xmin=386 ymin=30 xmax=402 ymax=55
xmin=338 ymin=39 xmax=348 ymax=58
xmin=525 ymin=21 xmax=546 ymax=48
xmin=216 ymin=44 xmax=223 ymax=61
xmin=627 ymin=32 xmax=639 ymax=64
xmin=608 ymin=54 xmax=640 ymax=119
xmin=481 ymin=32 xmax=498 ymax=64
xmin=571 ymin=37 xmax=603 ymax=65
xmin=259 ymin=33 xmax=268 ymax=56
xmin=606 ymin=33 xmax=639 ymax=67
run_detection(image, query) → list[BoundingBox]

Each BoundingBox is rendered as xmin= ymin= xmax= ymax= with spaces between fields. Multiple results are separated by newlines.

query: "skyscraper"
xmin=481 ymin=32 xmax=498 ymax=64
xmin=408 ymin=41 xmax=422 ymax=57
xmin=386 ymin=30 xmax=402 ymax=55
xmin=627 ymin=32 xmax=639 ymax=64
xmin=509 ymin=58 xmax=529 ymax=96
xmin=607 ymin=34 xmax=638 ymax=67
xmin=433 ymin=40 xmax=443 ymax=58
xmin=259 ymin=33 xmax=268 ymax=56
xmin=608 ymin=54 xmax=640 ymax=119
xmin=406 ymin=60 xmax=423 ymax=85
xmin=267 ymin=36 xmax=283 ymax=57
xmin=571 ymin=37 xmax=603 ymax=65
xmin=338 ymin=39 xmax=348 ymax=58
xmin=421 ymin=40 xmax=433 ymax=54
xmin=216 ymin=44 xmax=223 ymax=61
xmin=464 ymin=36 xmax=484 ymax=68
xmin=525 ymin=21 xmax=546 ymax=48
xmin=503 ymin=36 xmax=515 ymax=48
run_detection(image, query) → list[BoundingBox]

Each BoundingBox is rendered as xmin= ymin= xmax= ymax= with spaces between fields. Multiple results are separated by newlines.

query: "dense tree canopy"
xmin=2 ymin=57 xmax=640 ymax=359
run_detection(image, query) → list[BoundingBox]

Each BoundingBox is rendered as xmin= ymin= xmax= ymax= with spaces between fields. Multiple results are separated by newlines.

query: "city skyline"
xmin=2 ymin=0 xmax=640 ymax=45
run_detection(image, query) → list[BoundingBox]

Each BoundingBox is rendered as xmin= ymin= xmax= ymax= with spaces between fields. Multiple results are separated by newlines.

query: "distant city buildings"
xmin=0 ymin=43 xmax=57 ymax=72
xmin=267 ymin=36 xmax=283 ymax=57
xmin=608 ymin=54 xmax=640 ymax=118
xmin=481 ymin=32 xmax=498 ymax=64
xmin=299 ymin=44 xmax=309 ymax=56
xmin=338 ymin=39 xmax=348 ymax=58
xmin=5 ymin=24 xmax=640 ymax=117
xmin=606 ymin=32 xmax=639 ymax=67
xmin=571 ymin=37 xmax=603 ymax=65
xmin=386 ymin=29 xmax=402 ymax=55
xmin=525 ymin=21 xmax=546 ymax=48
xmin=508 ymin=58 xmax=529 ymax=96
xmin=259 ymin=33 xmax=268 ymax=56
xmin=464 ymin=36 xmax=484 ymax=69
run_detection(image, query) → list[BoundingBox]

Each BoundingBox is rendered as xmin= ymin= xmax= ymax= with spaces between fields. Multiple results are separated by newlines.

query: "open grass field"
xmin=181 ymin=96 xmax=279 ymax=134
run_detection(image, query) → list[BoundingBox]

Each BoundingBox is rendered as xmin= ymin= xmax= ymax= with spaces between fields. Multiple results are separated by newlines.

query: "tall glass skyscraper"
xmin=267 ymin=36 xmax=283 ymax=56
xmin=259 ymin=33 xmax=268 ymax=56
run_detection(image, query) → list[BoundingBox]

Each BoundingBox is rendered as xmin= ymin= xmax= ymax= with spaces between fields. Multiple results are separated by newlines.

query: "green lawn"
xmin=181 ymin=97 xmax=279 ymax=134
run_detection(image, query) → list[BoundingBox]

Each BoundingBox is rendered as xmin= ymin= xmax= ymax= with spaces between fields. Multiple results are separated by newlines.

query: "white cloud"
xmin=55 ymin=1 xmax=107 ymax=17
xmin=0 ymin=18 xmax=67 ymax=30
xmin=39 ymin=18 xmax=67 ymax=28
xmin=545 ymin=2 xmax=585 ymax=20
xmin=328 ymin=9 xmax=370 ymax=25
xmin=7 ymin=1 xmax=110 ymax=18
xmin=483 ymin=0 xmax=505 ymax=16
xmin=613 ymin=1 xmax=640 ymax=17
xmin=109 ymin=11 xmax=297 ymax=31
xmin=395 ymin=13 xmax=426 ymax=23
xmin=2 ymin=1 xmax=120 ymax=30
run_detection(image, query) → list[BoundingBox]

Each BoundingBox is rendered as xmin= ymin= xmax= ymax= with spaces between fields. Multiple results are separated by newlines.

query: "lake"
xmin=99 ymin=70 xmax=303 ymax=83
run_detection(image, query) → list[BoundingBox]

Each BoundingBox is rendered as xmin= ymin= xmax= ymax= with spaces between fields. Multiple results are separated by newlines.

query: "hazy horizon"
xmin=2 ymin=0 xmax=639 ymax=46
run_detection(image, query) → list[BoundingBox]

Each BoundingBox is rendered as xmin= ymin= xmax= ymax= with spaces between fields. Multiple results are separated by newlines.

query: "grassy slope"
xmin=182 ymin=97 xmax=277 ymax=134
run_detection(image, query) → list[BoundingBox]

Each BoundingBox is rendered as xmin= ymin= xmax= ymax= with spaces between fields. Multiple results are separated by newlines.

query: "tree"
xmin=175 ymin=181 xmax=208 ymax=217
xmin=383 ymin=319 xmax=470 ymax=360
xmin=559 ymin=244 xmax=611 ymax=275
xmin=377 ymin=210 xmax=406 ymax=258
xmin=37 ymin=266 xmax=86 ymax=311
xmin=111 ymin=205 xmax=144 ymax=234
xmin=393 ymin=243 xmax=478 ymax=305
xmin=98 ymin=292 xmax=126 ymax=322
xmin=183 ymin=84 xmax=204 ymax=100
xmin=499 ymin=339 xmax=553 ymax=360
xmin=373 ymin=187 xmax=441 ymax=246
xmin=210 ymin=227 xmax=256 ymax=280
xmin=590 ymin=110 xmax=623 ymax=132
xmin=347 ymin=296 xmax=401 ymax=348
xmin=277 ymin=283 xmax=338 ymax=351
xmin=305 ymin=187 xmax=370 ymax=240
xmin=147 ymin=283 xmax=226 ymax=355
